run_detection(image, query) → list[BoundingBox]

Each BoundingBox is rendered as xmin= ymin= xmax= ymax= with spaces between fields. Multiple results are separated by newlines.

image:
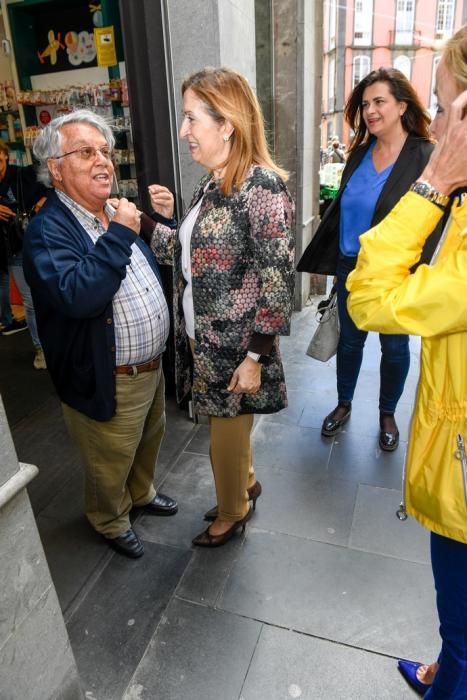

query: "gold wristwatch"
xmin=409 ymin=180 xmax=450 ymax=209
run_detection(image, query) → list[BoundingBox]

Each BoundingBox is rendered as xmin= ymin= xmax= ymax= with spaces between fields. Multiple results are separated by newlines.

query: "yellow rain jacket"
xmin=347 ymin=191 xmax=467 ymax=544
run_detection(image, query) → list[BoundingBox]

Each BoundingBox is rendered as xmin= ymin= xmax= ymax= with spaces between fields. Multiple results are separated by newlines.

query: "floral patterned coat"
xmin=151 ymin=165 xmax=295 ymax=417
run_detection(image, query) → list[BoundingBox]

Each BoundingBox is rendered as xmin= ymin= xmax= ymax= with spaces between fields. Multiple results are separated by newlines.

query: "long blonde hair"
xmin=182 ymin=67 xmax=288 ymax=195
xmin=442 ymin=25 xmax=467 ymax=91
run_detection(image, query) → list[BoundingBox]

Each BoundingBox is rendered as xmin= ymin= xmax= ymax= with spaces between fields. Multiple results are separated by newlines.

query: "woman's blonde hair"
xmin=442 ymin=25 xmax=467 ymax=91
xmin=182 ymin=67 xmax=288 ymax=195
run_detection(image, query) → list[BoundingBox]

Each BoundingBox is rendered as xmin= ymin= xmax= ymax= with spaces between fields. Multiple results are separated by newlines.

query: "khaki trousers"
xmin=209 ymin=413 xmax=256 ymax=521
xmin=188 ymin=337 xmax=256 ymax=521
xmin=62 ymin=367 xmax=165 ymax=538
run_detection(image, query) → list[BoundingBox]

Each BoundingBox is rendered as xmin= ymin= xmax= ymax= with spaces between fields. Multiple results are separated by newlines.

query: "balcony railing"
xmin=388 ymin=28 xmax=422 ymax=47
xmin=388 ymin=28 xmax=453 ymax=48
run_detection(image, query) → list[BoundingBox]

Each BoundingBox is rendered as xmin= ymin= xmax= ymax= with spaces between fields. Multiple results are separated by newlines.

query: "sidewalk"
xmin=3 ymin=303 xmax=436 ymax=700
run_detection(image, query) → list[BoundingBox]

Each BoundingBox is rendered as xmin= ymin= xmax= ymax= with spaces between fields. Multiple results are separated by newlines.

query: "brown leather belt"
xmin=114 ymin=356 xmax=161 ymax=377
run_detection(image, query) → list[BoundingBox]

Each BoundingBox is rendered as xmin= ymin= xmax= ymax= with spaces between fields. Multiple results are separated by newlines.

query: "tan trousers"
xmin=62 ymin=367 xmax=165 ymax=538
xmin=210 ymin=413 xmax=256 ymax=521
xmin=188 ymin=337 xmax=256 ymax=521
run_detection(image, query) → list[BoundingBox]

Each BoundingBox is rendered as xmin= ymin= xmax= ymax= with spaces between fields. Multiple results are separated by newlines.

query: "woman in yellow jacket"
xmin=347 ymin=26 xmax=467 ymax=699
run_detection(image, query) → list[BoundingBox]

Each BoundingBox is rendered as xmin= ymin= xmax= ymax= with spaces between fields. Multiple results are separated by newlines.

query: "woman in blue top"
xmin=298 ymin=68 xmax=441 ymax=450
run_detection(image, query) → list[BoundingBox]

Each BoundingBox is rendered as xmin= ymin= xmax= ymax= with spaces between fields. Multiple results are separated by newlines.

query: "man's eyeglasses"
xmin=52 ymin=145 xmax=113 ymax=161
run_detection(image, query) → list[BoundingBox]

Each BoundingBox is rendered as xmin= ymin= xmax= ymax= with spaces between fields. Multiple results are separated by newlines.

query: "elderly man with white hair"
xmin=23 ymin=109 xmax=178 ymax=558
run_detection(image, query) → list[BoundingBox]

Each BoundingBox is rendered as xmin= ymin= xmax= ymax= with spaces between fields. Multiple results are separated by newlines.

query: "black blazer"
xmin=297 ymin=136 xmax=444 ymax=275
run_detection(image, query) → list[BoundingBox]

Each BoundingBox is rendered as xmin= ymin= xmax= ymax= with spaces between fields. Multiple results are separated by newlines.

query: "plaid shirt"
xmin=56 ymin=190 xmax=169 ymax=366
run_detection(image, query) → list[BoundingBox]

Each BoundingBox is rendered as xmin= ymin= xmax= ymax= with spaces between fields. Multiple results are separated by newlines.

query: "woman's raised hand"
xmin=421 ymin=89 xmax=467 ymax=195
xmin=148 ymin=184 xmax=174 ymax=220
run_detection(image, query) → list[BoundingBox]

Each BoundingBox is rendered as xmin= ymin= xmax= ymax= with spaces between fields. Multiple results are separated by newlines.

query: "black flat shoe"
xmin=204 ymin=481 xmax=262 ymax=522
xmin=193 ymin=508 xmax=252 ymax=548
xmin=379 ymin=428 xmax=400 ymax=451
xmin=379 ymin=414 xmax=399 ymax=451
xmin=109 ymin=527 xmax=144 ymax=558
xmin=143 ymin=492 xmax=178 ymax=516
xmin=321 ymin=402 xmax=352 ymax=437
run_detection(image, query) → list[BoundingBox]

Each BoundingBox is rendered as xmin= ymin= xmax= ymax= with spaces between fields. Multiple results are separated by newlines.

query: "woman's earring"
xmin=223 ymin=134 xmax=231 ymax=142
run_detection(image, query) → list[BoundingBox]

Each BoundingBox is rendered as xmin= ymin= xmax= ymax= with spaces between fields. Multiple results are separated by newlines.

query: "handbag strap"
xmin=315 ymin=291 xmax=337 ymax=324
xmin=429 ymin=214 xmax=452 ymax=266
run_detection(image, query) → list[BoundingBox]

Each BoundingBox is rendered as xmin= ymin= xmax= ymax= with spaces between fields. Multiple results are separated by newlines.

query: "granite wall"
xmin=273 ymin=0 xmax=324 ymax=305
xmin=0 ymin=399 xmax=82 ymax=700
xmin=165 ymin=0 xmax=256 ymax=206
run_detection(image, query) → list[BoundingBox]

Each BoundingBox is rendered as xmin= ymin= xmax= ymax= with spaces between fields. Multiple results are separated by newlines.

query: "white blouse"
xmin=178 ymin=192 xmax=205 ymax=340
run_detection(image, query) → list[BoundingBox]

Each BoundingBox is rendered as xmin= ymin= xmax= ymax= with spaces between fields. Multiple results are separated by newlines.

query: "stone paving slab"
xmin=67 ymin=542 xmax=191 ymax=700
xmin=349 ymin=484 xmax=430 ymax=565
xmin=19 ymin=399 xmax=82 ymax=515
xmin=218 ymin=529 xmax=439 ymax=661
xmin=123 ymin=598 xmax=262 ymax=700
xmin=248 ymin=465 xmax=358 ymax=546
xmin=184 ymin=423 xmax=210 ymax=456
xmin=328 ymin=431 xmax=405 ymax=490
xmin=36 ymin=512 xmax=109 ymax=614
xmin=252 ymin=421 xmax=333 ymax=475
xmin=176 ymin=536 xmax=245 ymax=607
xmin=0 ymin=330 xmax=55 ymax=427
xmin=136 ymin=452 xmax=216 ymax=550
xmin=240 ymin=624 xmax=417 ymax=700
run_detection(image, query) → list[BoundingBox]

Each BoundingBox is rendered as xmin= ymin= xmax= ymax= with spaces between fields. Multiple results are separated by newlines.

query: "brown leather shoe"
xmin=193 ymin=508 xmax=252 ymax=548
xmin=204 ymin=481 xmax=262 ymax=522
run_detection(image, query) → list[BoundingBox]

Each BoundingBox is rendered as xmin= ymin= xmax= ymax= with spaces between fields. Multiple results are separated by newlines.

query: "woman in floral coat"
xmin=148 ymin=67 xmax=295 ymax=547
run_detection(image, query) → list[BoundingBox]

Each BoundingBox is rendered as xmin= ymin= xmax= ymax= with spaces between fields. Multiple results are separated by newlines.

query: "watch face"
xmin=415 ymin=182 xmax=429 ymax=196
xmin=418 ymin=182 xmax=430 ymax=197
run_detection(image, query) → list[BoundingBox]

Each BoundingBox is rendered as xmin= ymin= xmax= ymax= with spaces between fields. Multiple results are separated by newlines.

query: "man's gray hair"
xmin=33 ymin=109 xmax=115 ymax=187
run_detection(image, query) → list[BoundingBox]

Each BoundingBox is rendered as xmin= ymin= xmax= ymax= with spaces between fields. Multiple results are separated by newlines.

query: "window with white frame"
xmin=329 ymin=0 xmax=337 ymax=49
xmin=354 ymin=0 xmax=373 ymax=46
xmin=395 ymin=0 xmax=415 ymax=44
xmin=430 ymin=55 xmax=442 ymax=114
xmin=436 ymin=0 xmax=455 ymax=35
xmin=328 ymin=57 xmax=335 ymax=111
xmin=352 ymin=55 xmax=370 ymax=88
xmin=394 ymin=55 xmax=411 ymax=79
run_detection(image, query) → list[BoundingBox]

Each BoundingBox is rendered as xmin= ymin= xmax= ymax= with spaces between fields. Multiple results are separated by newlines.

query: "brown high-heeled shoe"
xmin=192 ymin=507 xmax=252 ymax=548
xmin=203 ymin=481 xmax=262 ymax=522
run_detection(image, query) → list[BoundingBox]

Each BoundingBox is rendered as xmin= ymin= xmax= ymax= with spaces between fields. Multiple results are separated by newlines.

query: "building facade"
xmin=322 ymin=0 xmax=467 ymax=148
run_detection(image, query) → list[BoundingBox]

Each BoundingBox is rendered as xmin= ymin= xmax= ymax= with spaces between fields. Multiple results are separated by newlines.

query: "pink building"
xmin=322 ymin=0 xmax=466 ymax=149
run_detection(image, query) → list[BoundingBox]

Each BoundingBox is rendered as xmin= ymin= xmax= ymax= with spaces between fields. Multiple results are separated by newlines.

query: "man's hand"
xmin=112 ymin=197 xmax=141 ymax=235
xmin=33 ymin=196 xmax=47 ymax=213
xmin=0 ymin=204 xmax=15 ymax=222
xmin=227 ymin=357 xmax=262 ymax=394
xmin=148 ymin=184 xmax=174 ymax=220
xmin=421 ymin=89 xmax=467 ymax=195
